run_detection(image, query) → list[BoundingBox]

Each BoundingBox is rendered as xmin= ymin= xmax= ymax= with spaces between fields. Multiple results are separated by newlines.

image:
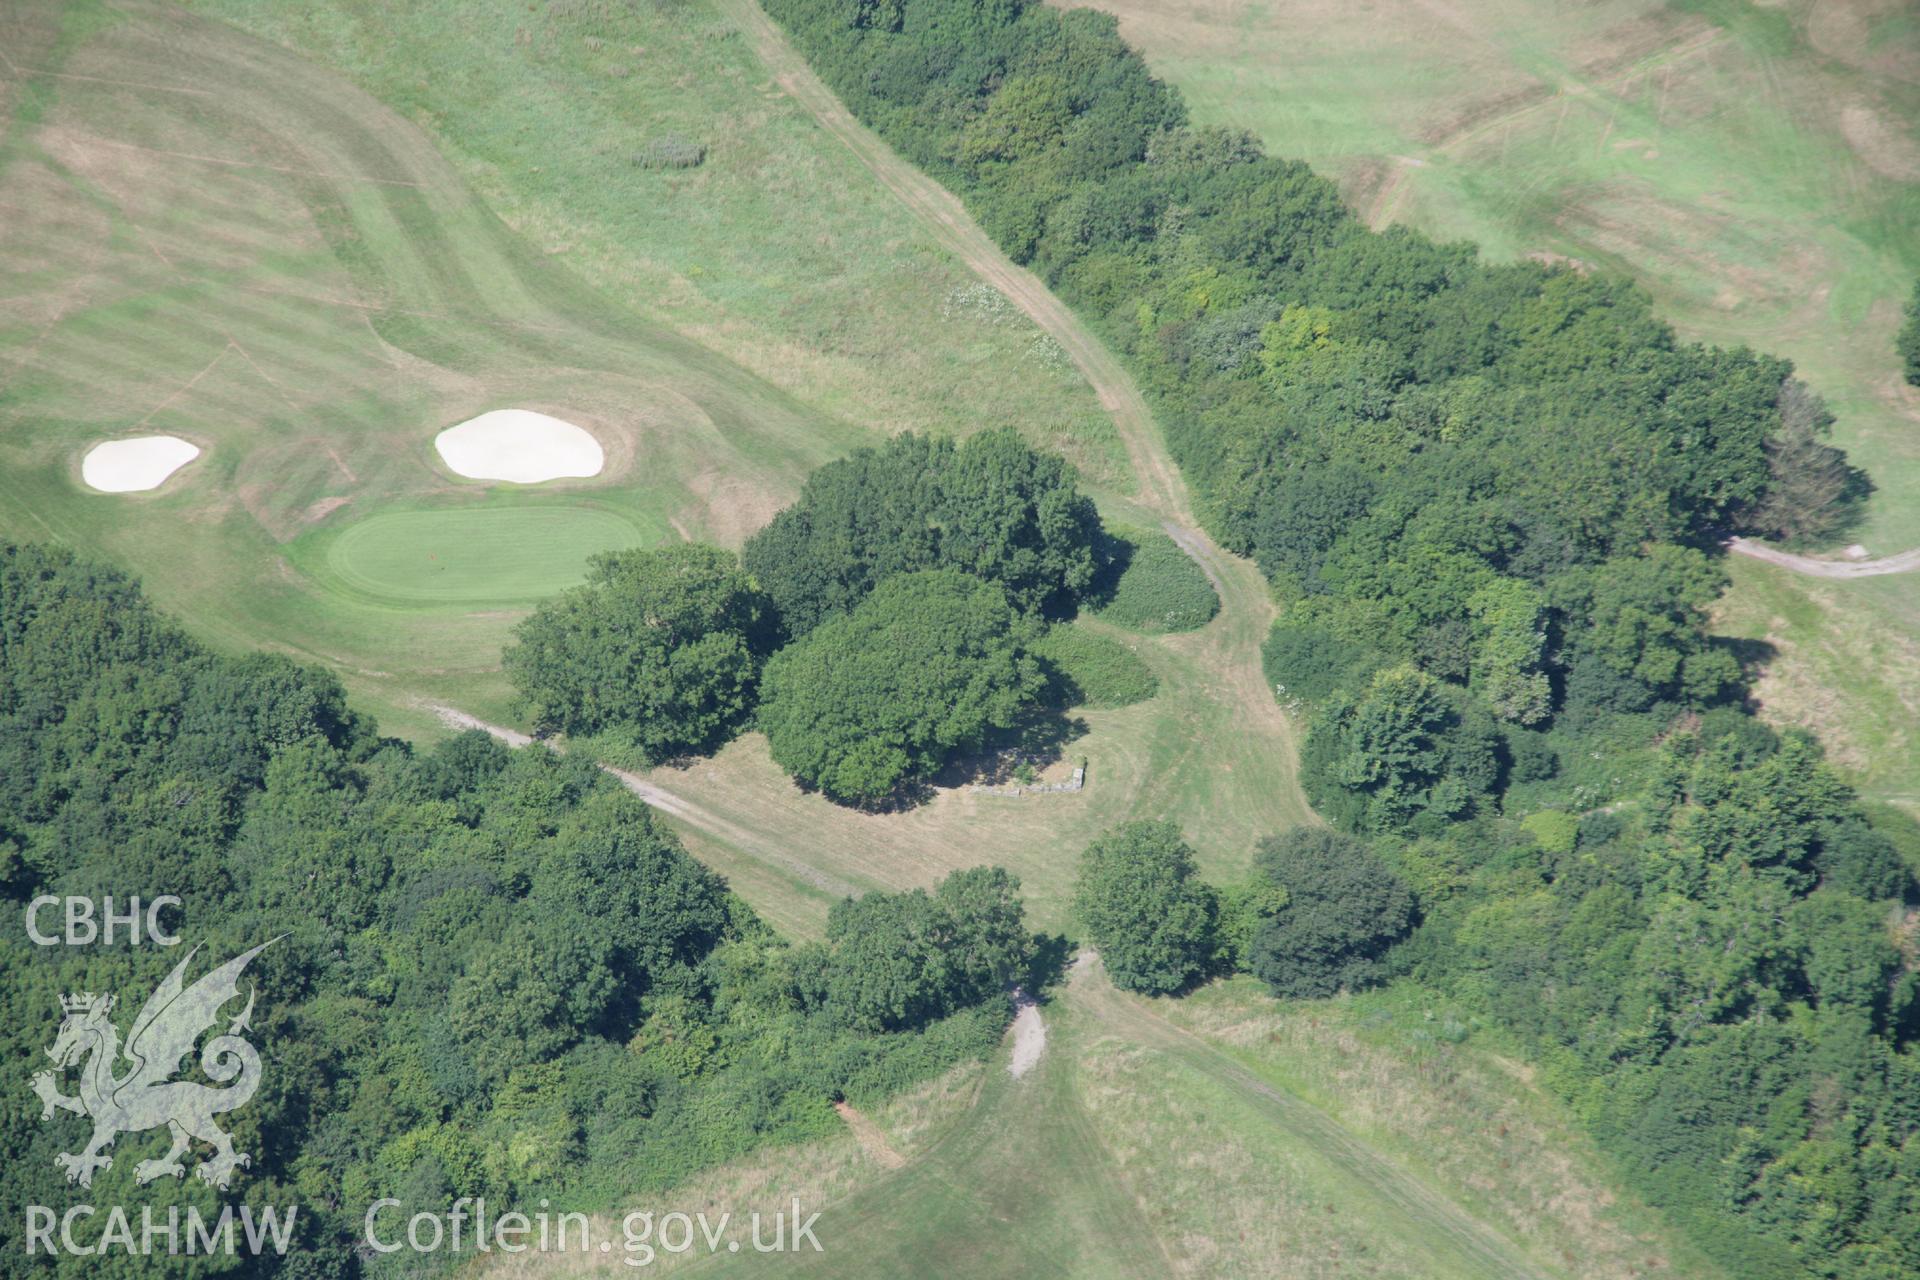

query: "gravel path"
xmin=1728 ymin=537 xmax=1920 ymax=578
xmin=1006 ymin=988 xmax=1045 ymax=1080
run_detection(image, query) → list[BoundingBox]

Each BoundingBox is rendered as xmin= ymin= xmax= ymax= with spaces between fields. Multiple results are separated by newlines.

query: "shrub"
xmin=1900 ymin=280 xmax=1920 ymax=387
xmin=634 ymin=136 xmax=707 ymax=169
xmin=1093 ymin=525 xmax=1219 ymax=633
xmin=1262 ymin=615 xmax=1380 ymax=705
xmin=1520 ymin=810 xmax=1579 ymax=857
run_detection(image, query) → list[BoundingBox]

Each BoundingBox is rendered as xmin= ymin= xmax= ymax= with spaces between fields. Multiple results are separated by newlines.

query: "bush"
xmin=1031 ymin=623 xmax=1157 ymax=708
xmin=1900 ymin=281 xmax=1920 ymax=387
xmin=757 ymin=571 xmax=1045 ymax=805
xmin=1093 ymin=525 xmax=1219 ymax=632
xmin=1520 ymin=810 xmax=1579 ymax=856
xmin=634 ymin=136 xmax=707 ymax=169
xmin=1262 ymin=615 xmax=1380 ymax=705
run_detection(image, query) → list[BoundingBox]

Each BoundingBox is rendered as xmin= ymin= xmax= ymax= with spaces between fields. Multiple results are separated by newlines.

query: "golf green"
xmin=324 ymin=506 xmax=647 ymax=604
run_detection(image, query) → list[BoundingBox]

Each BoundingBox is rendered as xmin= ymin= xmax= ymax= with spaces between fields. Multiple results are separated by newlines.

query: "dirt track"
xmin=1728 ymin=536 xmax=1920 ymax=578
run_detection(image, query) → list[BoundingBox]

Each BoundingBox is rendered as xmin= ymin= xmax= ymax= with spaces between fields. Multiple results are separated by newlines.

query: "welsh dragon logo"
xmin=30 ymin=940 xmax=277 ymax=1190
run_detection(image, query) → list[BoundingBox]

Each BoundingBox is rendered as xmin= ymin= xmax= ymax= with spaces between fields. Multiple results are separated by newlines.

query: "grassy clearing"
xmin=1088 ymin=0 xmax=1920 ymax=802
xmin=608 ymin=556 xmax=1312 ymax=941
xmin=1033 ymin=617 xmax=1159 ymax=709
xmin=1093 ymin=973 xmax=1729 ymax=1279
xmin=1712 ymin=555 xmax=1920 ymax=811
xmin=183 ymin=0 xmax=1126 ymax=492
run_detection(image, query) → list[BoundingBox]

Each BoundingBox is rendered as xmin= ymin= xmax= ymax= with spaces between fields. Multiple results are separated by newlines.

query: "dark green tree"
xmin=1551 ymin=544 xmax=1739 ymax=709
xmin=1244 ymin=828 xmax=1413 ymax=997
xmin=1742 ymin=379 xmax=1869 ymax=545
xmin=742 ymin=429 xmax=1103 ymax=636
xmin=757 ymin=570 xmax=1045 ymax=804
xmin=504 ymin=543 xmax=775 ymax=759
xmin=1073 ymin=820 xmax=1218 ymax=993
xmin=821 ymin=867 xmax=1031 ymax=1031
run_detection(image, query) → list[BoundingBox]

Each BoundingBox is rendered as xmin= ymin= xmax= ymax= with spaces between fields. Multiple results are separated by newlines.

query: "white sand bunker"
xmin=434 ymin=410 xmax=604 ymax=483
xmin=82 ymin=436 xmax=201 ymax=493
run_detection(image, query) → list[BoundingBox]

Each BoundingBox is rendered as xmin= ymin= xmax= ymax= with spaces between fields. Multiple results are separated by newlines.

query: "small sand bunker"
xmin=82 ymin=435 xmax=201 ymax=493
xmin=434 ymin=409 xmax=604 ymax=483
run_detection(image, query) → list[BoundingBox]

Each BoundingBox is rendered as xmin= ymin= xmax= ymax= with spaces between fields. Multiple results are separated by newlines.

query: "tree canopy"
xmin=1244 ymin=828 xmax=1414 ymax=998
xmin=815 ymin=867 xmax=1032 ymax=1031
xmin=742 ymin=427 xmax=1104 ymax=635
xmin=1073 ymin=820 xmax=1218 ymax=994
xmin=0 ymin=543 xmax=1026 ymax=1277
xmin=503 ymin=543 xmax=776 ymax=759
xmin=757 ymin=570 xmax=1046 ymax=804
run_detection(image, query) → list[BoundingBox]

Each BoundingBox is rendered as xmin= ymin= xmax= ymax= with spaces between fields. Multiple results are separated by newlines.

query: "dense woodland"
xmin=763 ymin=1 xmax=1919 ymax=1274
xmin=0 ymin=544 xmax=1034 ymax=1278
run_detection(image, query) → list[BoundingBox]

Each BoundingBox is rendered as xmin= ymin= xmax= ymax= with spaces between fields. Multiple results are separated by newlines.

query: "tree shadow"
xmin=788 ymin=710 xmax=1088 ymax=813
xmin=930 ymin=709 xmax=1089 ymax=790
xmin=1076 ymin=525 xmax=1138 ymax=614
xmin=1024 ymin=932 xmax=1075 ymax=1000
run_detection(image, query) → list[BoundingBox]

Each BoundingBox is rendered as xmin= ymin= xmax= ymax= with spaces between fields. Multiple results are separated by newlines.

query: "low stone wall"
xmin=970 ymin=764 xmax=1085 ymax=798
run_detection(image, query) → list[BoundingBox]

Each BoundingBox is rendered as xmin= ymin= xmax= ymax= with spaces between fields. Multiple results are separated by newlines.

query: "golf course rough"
xmin=81 ymin=436 xmax=201 ymax=493
xmin=434 ymin=409 xmax=605 ymax=483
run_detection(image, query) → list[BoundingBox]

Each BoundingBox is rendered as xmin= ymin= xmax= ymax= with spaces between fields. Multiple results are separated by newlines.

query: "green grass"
xmin=1033 ymin=618 xmax=1159 ymax=709
xmin=1092 ymin=524 xmax=1219 ymax=633
xmin=1711 ymin=555 xmax=1920 ymax=810
xmin=182 ymin=0 xmax=1126 ymax=492
xmin=0 ymin=0 xmax=1124 ymax=738
xmin=321 ymin=505 xmax=650 ymax=604
xmin=491 ymin=967 xmax=1722 ymax=1278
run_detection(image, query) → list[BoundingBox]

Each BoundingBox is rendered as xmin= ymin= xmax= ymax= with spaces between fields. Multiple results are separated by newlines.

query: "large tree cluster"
xmin=0 ymin=544 xmax=1029 ymax=1278
xmin=742 ymin=426 xmax=1105 ymax=636
xmin=506 ymin=426 xmax=1113 ymax=805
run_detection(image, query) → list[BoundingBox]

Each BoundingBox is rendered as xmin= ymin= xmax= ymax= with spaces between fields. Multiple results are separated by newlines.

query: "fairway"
xmin=325 ymin=507 xmax=645 ymax=604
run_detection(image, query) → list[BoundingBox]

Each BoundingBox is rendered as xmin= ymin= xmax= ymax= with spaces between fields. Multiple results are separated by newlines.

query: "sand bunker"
xmin=434 ymin=410 xmax=604 ymax=483
xmin=82 ymin=436 xmax=201 ymax=492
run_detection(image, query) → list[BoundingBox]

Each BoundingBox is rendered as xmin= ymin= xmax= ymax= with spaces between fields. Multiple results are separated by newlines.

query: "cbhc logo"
xmin=25 ymin=896 xmax=182 ymax=947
